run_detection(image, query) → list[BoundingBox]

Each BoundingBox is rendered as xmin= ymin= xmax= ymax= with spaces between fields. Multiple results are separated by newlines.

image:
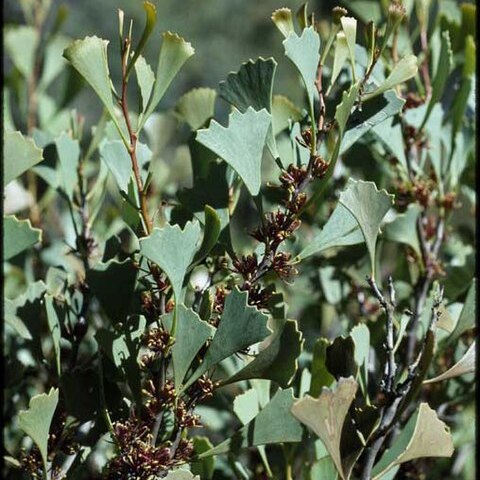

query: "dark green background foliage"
xmin=3 ymin=0 xmax=476 ymax=479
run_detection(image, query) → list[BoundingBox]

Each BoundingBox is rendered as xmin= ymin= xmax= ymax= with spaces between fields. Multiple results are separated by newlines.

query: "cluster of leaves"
xmin=3 ymin=0 xmax=476 ymax=479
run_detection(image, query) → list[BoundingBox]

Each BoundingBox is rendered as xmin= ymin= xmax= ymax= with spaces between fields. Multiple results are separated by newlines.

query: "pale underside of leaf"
xmin=424 ymin=341 xmax=475 ymax=384
xmin=139 ymin=221 xmax=202 ymax=302
xmin=339 ymin=180 xmax=394 ymax=277
xmin=291 ymin=377 xmax=358 ymax=480
xmin=196 ymin=107 xmax=271 ymax=196
xmin=372 ymin=403 xmax=454 ymax=479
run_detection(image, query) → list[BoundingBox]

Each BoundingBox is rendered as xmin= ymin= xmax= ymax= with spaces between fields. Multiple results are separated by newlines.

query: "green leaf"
xmin=55 ymin=132 xmax=80 ymax=200
xmin=219 ymin=58 xmax=277 ymax=159
xmin=87 ymin=259 xmax=138 ymax=323
xmin=310 ymin=338 xmax=335 ymax=396
xmin=4 ymin=298 xmax=32 ymax=340
xmin=126 ymin=1 xmax=157 ymax=77
xmin=38 ymin=34 xmax=71 ymax=91
xmin=311 ymin=456 xmax=339 ymax=480
xmin=420 ymin=31 xmax=452 ymax=130
xmin=4 ymin=26 xmax=39 ymax=78
xmin=384 ymin=204 xmax=422 ymax=257
xmin=176 ymin=87 xmax=216 ymax=130
xmin=341 ymin=89 xmax=405 ymax=154
xmin=291 ymin=377 xmax=358 ymax=480
xmin=45 ymin=295 xmax=62 ymax=376
xmin=3 ymin=215 xmax=41 ymax=261
xmin=372 ymin=403 xmax=454 ymax=479
xmin=162 ymin=305 xmax=214 ymax=387
xmin=326 ymin=336 xmax=358 ymax=380
xmin=330 ymin=31 xmax=350 ymax=88
xmin=140 ymin=221 xmax=202 ymax=302
xmin=201 ymin=388 xmax=303 ymax=457
xmin=164 ymin=470 xmax=199 ymax=479
xmin=424 ymin=341 xmax=475 ymax=384
xmin=220 ymin=58 xmax=276 ymax=115
xmin=196 ymin=107 xmax=271 ymax=196
xmin=139 ymin=32 xmax=195 ymax=129
xmin=184 ymin=287 xmax=270 ymax=390
xmin=100 ymin=139 xmax=151 ymax=192
xmin=271 ymin=94 xmax=302 ymax=136
xmin=350 ymin=324 xmax=370 ymax=395
xmin=447 ymin=279 xmax=476 ymax=344
xmin=134 ymin=55 xmax=155 ymax=112
xmin=339 ymin=180 xmax=394 ymax=276
xmin=18 ymin=388 xmax=59 ymax=475
xmin=340 ymin=17 xmax=357 ymax=80
xmin=192 ymin=206 xmax=221 ymax=264
xmin=191 ymin=437 xmax=215 ymax=479
xmin=283 ymin=27 xmax=320 ymax=112
xmin=223 ymin=319 xmax=303 ymax=387
xmin=299 ymin=203 xmax=364 ymax=259
xmin=95 ymin=316 xmax=146 ymax=405
xmin=370 ymin=116 xmax=408 ymax=172
xmin=63 ymin=36 xmax=127 ymax=143
xmin=4 ymin=130 xmax=43 ymax=186
xmin=234 ymin=388 xmax=260 ymax=424
xmin=363 ymin=54 xmax=418 ymax=101
xmin=271 ymin=8 xmax=295 ymax=38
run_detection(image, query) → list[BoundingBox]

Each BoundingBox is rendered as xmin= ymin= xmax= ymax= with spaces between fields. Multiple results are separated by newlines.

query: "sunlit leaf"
xmin=184 ymin=287 xmax=270 ymax=390
xmin=162 ymin=305 xmax=214 ymax=387
xmin=339 ymin=180 xmax=394 ymax=276
xmin=291 ymin=377 xmax=358 ymax=480
xmin=372 ymin=403 xmax=454 ymax=479
xmin=139 ymin=32 xmax=195 ymax=129
xmin=3 ymin=215 xmax=41 ymax=261
xmin=271 ymin=8 xmax=295 ymax=38
xmin=176 ymin=87 xmax=216 ymax=130
xmin=223 ymin=319 xmax=303 ymax=387
xmin=201 ymin=388 xmax=303 ymax=457
xmin=4 ymin=130 xmax=43 ymax=186
xmin=18 ymin=388 xmax=59 ymax=475
xmin=196 ymin=107 xmax=271 ymax=196
xmin=283 ymin=27 xmax=320 ymax=112
xmin=140 ymin=221 xmax=202 ymax=302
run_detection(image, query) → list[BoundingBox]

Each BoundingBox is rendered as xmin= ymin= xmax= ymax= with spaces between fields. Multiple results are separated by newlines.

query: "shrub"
xmin=3 ymin=1 xmax=476 ymax=479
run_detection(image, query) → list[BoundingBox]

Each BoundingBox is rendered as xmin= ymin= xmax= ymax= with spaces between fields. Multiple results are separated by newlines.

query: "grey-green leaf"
xmin=196 ymin=107 xmax=271 ymax=196
xmin=55 ymin=132 xmax=80 ymax=200
xmin=372 ymin=403 xmax=454 ymax=479
xmin=184 ymin=287 xmax=270 ymax=390
xmin=87 ymin=259 xmax=138 ymax=323
xmin=139 ymin=32 xmax=195 ymax=129
xmin=134 ymin=55 xmax=155 ymax=112
xmin=100 ymin=139 xmax=151 ymax=192
xmin=223 ymin=319 xmax=303 ymax=387
xmin=4 ymin=130 xmax=43 ymax=186
xmin=140 ymin=221 xmax=202 ymax=302
xmin=3 ymin=215 xmax=42 ymax=261
xmin=339 ymin=180 xmax=394 ymax=276
xmin=175 ymin=87 xmax=216 ymax=130
xmin=299 ymin=203 xmax=364 ymax=259
xmin=384 ymin=204 xmax=422 ymax=257
xmin=200 ymin=388 xmax=303 ymax=457
xmin=4 ymin=26 xmax=39 ymax=78
xmin=291 ymin=377 xmax=358 ymax=480
xmin=219 ymin=57 xmax=278 ymax=158
xmin=45 ymin=295 xmax=62 ymax=376
xmin=283 ymin=27 xmax=320 ymax=111
xmin=162 ymin=305 xmax=214 ymax=387
xmin=18 ymin=388 xmax=59 ymax=475
xmin=63 ymin=36 xmax=127 ymax=142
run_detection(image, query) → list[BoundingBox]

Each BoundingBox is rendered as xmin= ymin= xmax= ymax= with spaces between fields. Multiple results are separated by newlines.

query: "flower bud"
xmin=332 ymin=6 xmax=348 ymax=25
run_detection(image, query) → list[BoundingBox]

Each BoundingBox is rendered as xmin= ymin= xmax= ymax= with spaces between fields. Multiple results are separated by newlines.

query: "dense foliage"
xmin=3 ymin=1 xmax=476 ymax=479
